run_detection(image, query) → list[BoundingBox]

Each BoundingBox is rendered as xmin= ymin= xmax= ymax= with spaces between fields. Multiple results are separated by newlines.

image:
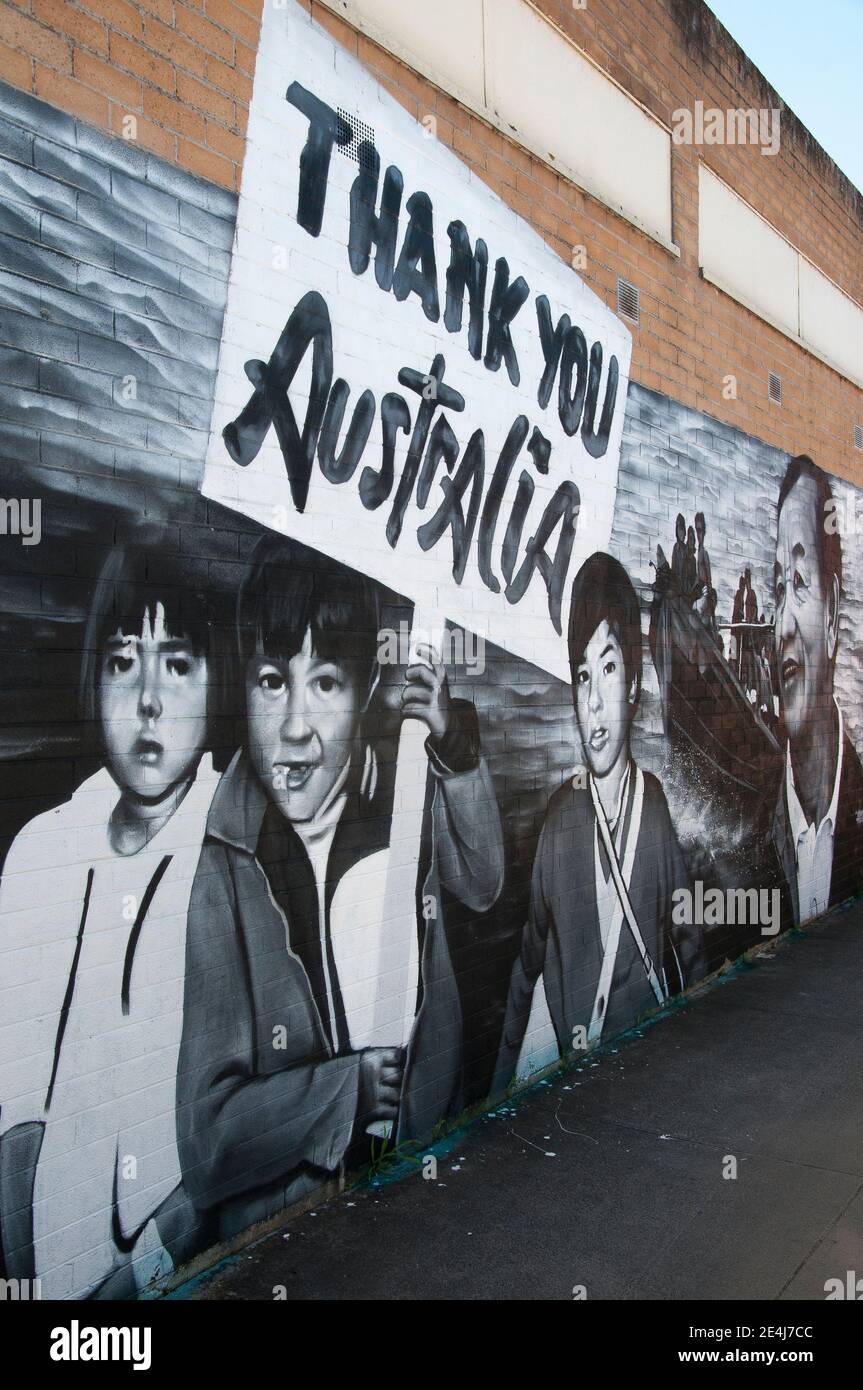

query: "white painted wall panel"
xmin=319 ymin=0 xmax=486 ymax=111
xmin=700 ymin=166 xmax=863 ymax=389
xmin=483 ymin=0 xmax=672 ymax=245
xmin=799 ymin=258 xmax=863 ymax=390
xmin=698 ymin=165 xmax=799 ymax=340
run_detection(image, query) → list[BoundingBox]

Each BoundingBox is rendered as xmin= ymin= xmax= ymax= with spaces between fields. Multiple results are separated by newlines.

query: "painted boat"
xmin=649 ymin=547 xmax=782 ymax=794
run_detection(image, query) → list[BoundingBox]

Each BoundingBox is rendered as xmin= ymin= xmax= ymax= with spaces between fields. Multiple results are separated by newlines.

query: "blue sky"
xmin=705 ymin=0 xmax=863 ymax=193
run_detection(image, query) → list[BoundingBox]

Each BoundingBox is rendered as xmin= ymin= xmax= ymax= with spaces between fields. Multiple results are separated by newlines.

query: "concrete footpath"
xmin=184 ymin=901 xmax=863 ymax=1301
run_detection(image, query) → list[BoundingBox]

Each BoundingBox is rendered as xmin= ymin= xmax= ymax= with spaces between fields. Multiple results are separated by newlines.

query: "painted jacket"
xmin=0 ymin=758 xmax=221 ymax=1294
xmin=176 ymin=712 xmax=504 ymax=1238
xmin=491 ymin=769 xmax=706 ymax=1097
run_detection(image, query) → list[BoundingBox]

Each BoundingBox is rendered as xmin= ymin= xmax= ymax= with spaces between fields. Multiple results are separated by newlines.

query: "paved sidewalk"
xmin=186 ymin=901 xmax=863 ymax=1301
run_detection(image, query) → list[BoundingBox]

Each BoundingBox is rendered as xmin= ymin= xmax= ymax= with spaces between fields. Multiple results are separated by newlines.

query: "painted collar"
xmin=785 ymin=698 xmax=844 ymax=844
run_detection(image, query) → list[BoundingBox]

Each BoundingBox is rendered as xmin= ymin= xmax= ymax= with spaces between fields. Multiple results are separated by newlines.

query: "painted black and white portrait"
xmin=1 ymin=1 xmax=862 ymax=1301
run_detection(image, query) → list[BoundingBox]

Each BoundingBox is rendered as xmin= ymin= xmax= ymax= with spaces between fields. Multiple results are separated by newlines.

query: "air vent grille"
xmin=855 ymin=424 xmax=863 ymax=450
xmin=768 ymin=371 xmax=782 ymax=404
xmin=617 ymin=277 xmax=639 ymax=325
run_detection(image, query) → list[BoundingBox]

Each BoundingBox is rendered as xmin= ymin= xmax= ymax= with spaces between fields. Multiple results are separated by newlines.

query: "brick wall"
xmin=0 ymin=0 xmax=860 ymax=485
xmin=0 ymin=0 xmax=260 ymax=188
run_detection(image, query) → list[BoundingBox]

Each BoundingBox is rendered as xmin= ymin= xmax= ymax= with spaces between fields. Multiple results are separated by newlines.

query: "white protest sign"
xmin=201 ymin=0 xmax=632 ymax=1073
xmin=202 ymin=0 xmax=632 ymax=683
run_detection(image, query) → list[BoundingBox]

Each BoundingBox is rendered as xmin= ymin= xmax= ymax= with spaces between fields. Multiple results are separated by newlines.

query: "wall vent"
xmin=337 ymin=108 xmax=377 ymax=173
xmin=768 ymin=371 xmax=782 ymax=404
xmin=617 ymin=277 xmax=640 ymax=325
xmin=855 ymin=424 xmax=863 ymax=451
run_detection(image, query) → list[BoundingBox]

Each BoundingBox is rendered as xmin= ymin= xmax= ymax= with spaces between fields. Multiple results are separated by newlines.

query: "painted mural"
xmin=0 ymin=1 xmax=861 ymax=1300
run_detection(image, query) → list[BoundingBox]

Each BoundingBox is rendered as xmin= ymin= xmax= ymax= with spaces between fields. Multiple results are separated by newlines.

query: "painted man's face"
xmin=246 ymin=628 xmax=364 ymax=823
xmin=100 ymin=602 xmax=208 ymax=802
xmin=575 ymin=619 xmax=633 ymax=781
xmin=774 ymin=474 xmax=837 ymax=744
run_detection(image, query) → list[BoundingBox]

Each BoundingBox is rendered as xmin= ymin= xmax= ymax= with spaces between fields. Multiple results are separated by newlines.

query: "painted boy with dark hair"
xmin=772 ymin=453 xmax=863 ymax=924
xmin=177 ymin=536 xmax=504 ymax=1238
xmin=492 ymin=552 xmax=705 ymax=1093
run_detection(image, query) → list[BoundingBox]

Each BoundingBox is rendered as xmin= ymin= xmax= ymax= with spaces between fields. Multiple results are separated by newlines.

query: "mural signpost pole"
xmin=369 ymin=604 xmax=444 ymax=1136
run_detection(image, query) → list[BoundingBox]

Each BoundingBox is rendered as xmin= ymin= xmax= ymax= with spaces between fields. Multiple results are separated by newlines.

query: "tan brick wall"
xmin=2 ymin=0 xmax=860 ymax=484
xmin=0 ymin=0 xmax=259 ymax=188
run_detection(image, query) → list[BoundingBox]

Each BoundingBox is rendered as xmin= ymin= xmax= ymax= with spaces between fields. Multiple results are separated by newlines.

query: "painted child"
xmin=176 ymin=536 xmax=504 ymax=1238
xmin=492 ymin=552 xmax=706 ymax=1093
xmin=0 ymin=547 xmax=225 ymax=1298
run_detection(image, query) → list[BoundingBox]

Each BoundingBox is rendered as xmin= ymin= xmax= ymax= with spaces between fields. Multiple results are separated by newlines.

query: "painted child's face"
xmin=100 ymin=602 xmax=209 ymax=802
xmin=575 ymin=619 xmax=633 ymax=780
xmin=246 ymin=628 xmax=364 ymax=824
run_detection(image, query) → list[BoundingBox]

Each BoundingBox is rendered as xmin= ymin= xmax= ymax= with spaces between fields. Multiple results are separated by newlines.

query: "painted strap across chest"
xmin=587 ymin=767 xmax=664 ymax=1043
